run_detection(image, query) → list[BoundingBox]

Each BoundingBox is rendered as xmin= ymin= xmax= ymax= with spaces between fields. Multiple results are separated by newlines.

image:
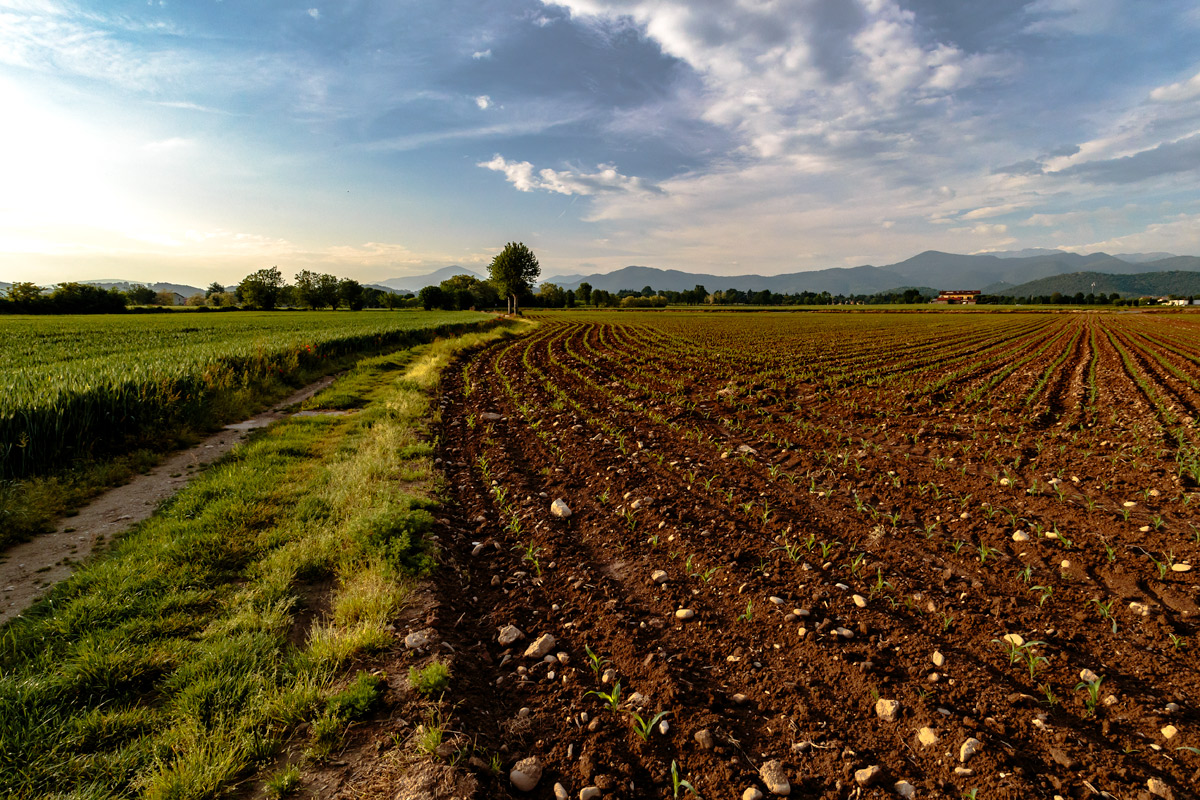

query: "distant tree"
xmin=7 ymin=282 xmax=46 ymax=308
xmin=577 ymin=281 xmax=592 ymax=306
xmin=294 ymin=270 xmax=319 ymax=308
xmin=339 ymin=278 xmax=365 ymax=310
xmin=209 ymin=291 xmax=237 ymax=307
xmin=537 ymin=282 xmax=566 ymax=308
xmin=641 ymin=285 xmax=654 ymax=297
xmin=440 ymin=274 xmax=498 ymax=309
xmin=566 ymin=289 xmax=576 ymax=308
xmin=418 ymin=285 xmax=449 ymax=310
xmin=125 ymin=285 xmax=156 ymax=305
xmin=488 ymin=242 xmax=540 ymax=314
xmin=153 ymin=290 xmax=177 ymax=306
xmin=185 ymin=293 xmax=206 ymax=307
xmin=238 ymin=266 xmax=285 ymax=310
xmin=48 ymin=282 xmax=127 ymax=314
xmin=205 ymin=281 xmax=225 ymax=298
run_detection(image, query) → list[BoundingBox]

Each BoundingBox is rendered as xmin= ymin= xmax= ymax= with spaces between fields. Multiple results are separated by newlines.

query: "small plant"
xmin=629 ymin=709 xmax=668 ymax=741
xmin=1168 ymin=632 xmax=1185 ymax=651
xmin=737 ymin=599 xmax=754 ymax=623
xmin=1031 ymin=584 xmax=1053 ymax=607
xmin=671 ymin=760 xmax=699 ymax=798
xmin=1016 ymin=565 xmax=1033 ymax=583
xmin=1038 ymin=682 xmax=1059 ymax=707
xmin=410 ymin=661 xmax=451 ymax=696
xmin=1076 ymin=674 xmax=1104 ymax=717
xmin=265 ymin=764 xmax=302 ymax=798
xmin=940 ymin=612 xmax=955 ymax=632
xmin=1093 ymin=598 xmax=1118 ymax=633
xmin=586 ymin=681 xmax=623 ymax=711
xmin=977 ymin=543 xmax=1000 ymax=564
xmin=415 ymin=706 xmax=447 ymax=756
xmin=584 ymin=644 xmax=609 ymax=679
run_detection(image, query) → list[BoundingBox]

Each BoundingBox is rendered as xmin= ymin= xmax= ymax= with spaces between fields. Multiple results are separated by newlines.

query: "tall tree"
xmin=238 ymin=267 xmax=285 ymax=310
xmin=487 ymin=242 xmax=540 ymax=315
xmin=338 ymin=278 xmax=365 ymax=311
xmin=205 ymin=281 xmax=225 ymax=298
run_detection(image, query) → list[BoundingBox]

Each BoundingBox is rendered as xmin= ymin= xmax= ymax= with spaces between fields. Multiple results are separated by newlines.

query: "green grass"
xmin=0 ymin=321 xmax=527 ymax=799
xmin=408 ymin=661 xmax=451 ymax=696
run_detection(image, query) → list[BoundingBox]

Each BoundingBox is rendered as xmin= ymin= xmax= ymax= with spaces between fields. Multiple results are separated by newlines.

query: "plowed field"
xmin=427 ymin=311 xmax=1199 ymax=800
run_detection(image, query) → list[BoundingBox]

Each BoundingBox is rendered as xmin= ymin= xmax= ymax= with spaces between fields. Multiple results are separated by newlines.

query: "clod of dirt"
xmin=874 ymin=698 xmax=900 ymax=722
xmin=509 ymin=756 xmax=542 ymax=792
xmin=759 ymin=759 xmax=790 ymax=795
xmin=1148 ymin=777 xmax=1174 ymax=799
xmin=695 ymin=729 xmax=715 ymax=749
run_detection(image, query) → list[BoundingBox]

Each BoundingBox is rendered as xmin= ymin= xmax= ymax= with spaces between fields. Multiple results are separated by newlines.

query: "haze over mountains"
xmin=8 ymin=250 xmax=1200 ymax=300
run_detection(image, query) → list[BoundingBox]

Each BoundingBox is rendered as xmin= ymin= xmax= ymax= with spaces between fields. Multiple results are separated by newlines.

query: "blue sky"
xmin=2 ymin=0 xmax=1199 ymax=285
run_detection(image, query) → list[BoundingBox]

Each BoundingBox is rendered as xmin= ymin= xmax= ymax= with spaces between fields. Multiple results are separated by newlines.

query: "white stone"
xmin=1172 ymin=563 xmax=1192 ymax=572
xmin=404 ymin=630 xmax=430 ymax=649
xmin=759 ymin=759 xmax=791 ymax=796
xmin=855 ymin=765 xmax=882 ymax=787
xmin=579 ymin=788 xmax=600 ymax=800
xmin=894 ymin=780 xmax=917 ymax=799
xmin=651 ymin=569 xmax=669 ymax=584
xmin=1147 ymin=777 xmax=1171 ymax=798
xmin=1001 ymin=633 xmax=1024 ymax=646
xmin=1079 ymin=668 xmax=1100 ymax=684
xmin=510 ymin=756 xmax=542 ymax=792
xmin=917 ymin=727 xmax=938 ymax=747
xmin=959 ymin=738 xmax=982 ymax=763
xmin=931 ymin=651 xmax=945 ymax=668
xmin=769 ymin=596 xmax=785 ymax=605
xmin=835 ymin=627 xmax=855 ymax=639
xmin=743 ymin=789 xmax=765 ymax=800
xmin=875 ymin=698 xmax=900 ymax=722
xmin=550 ymin=499 xmax=572 ymax=519
xmin=1161 ymin=725 xmax=1179 ymax=740
xmin=524 ymin=633 xmax=556 ymax=659
xmin=1130 ymin=601 xmax=1151 ymax=616
xmin=1012 ymin=531 xmax=1029 ymax=542
xmin=852 ymin=594 xmax=867 ymax=608
xmin=554 ymin=783 xmax=568 ymax=800
xmin=498 ymin=625 xmax=524 ymax=646
xmin=675 ymin=608 xmax=695 ymax=620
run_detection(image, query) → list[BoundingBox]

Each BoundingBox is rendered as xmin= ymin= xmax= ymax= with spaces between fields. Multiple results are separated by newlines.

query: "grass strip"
xmin=0 ymin=321 xmax=526 ymax=800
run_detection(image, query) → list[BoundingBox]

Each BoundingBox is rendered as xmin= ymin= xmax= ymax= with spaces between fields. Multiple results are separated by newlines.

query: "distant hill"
xmin=999 ymin=271 xmax=1200 ymax=298
xmin=543 ymin=251 xmax=1200 ymax=296
xmin=82 ymin=279 xmax=206 ymax=297
xmin=379 ymin=266 xmax=482 ymax=293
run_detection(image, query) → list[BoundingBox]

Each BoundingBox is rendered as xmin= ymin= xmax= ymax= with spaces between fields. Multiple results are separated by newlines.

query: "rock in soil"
xmin=694 ymin=728 xmax=715 ymax=749
xmin=854 ymin=765 xmax=882 ymax=787
xmin=550 ymin=498 xmax=572 ymax=518
xmin=524 ymin=633 xmax=556 ymax=659
xmin=743 ymin=788 xmax=765 ymax=800
xmin=759 ymin=760 xmax=790 ymax=796
xmin=510 ymin=756 xmax=542 ymax=792
xmin=959 ymin=737 xmax=982 ymax=763
xmin=875 ymin=698 xmax=900 ymax=722
xmin=498 ymin=625 xmax=524 ymax=646
xmin=894 ymin=780 xmax=917 ymax=798
xmin=917 ymin=727 xmax=938 ymax=747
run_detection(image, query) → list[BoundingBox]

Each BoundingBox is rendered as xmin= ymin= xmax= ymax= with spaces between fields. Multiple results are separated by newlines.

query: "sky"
xmin=2 ymin=0 xmax=1200 ymax=286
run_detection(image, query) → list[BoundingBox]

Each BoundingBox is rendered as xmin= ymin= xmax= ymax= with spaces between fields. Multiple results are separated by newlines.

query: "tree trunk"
xmin=511 ymin=293 xmax=521 ymax=315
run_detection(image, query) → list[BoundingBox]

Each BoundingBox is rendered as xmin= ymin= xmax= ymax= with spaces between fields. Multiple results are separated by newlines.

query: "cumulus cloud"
xmin=475 ymin=94 xmax=491 ymax=109
xmin=477 ymin=154 xmax=660 ymax=196
xmin=307 ymin=8 xmax=320 ymax=20
xmin=1050 ymin=133 xmax=1200 ymax=184
xmin=1024 ymin=0 xmax=1118 ymax=35
xmin=472 ymin=48 xmax=492 ymax=59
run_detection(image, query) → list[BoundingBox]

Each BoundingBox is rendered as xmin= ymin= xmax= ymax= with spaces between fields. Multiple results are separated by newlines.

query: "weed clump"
xmin=409 ymin=661 xmax=451 ymax=696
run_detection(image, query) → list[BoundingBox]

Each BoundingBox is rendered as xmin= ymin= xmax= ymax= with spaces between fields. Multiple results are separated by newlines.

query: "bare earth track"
xmin=415 ymin=312 xmax=1199 ymax=800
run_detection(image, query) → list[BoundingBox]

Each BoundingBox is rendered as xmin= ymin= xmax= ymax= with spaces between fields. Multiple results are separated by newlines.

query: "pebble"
xmin=498 ymin=625 xmax=524 ymax=646
xmin=732 ymin=693 xmax=749 ymax=705
xmin=894 ymin=780 xmax=916 ymax=799
xmin=769 ymin=596 xmax=785 ymax=606
xmin=959 ymin=738 xmax=982 ymax=763
xmin=524 ymin=634 xmax=557 ymax=659
xmin=1059 ymin=559 xmax=1071 ymax=570
xmin=695 ymin=729 xmax=715 ymax=749
xmin=954 ymin=767 xmax=974 ymax=777
xmin=917 ymin=727 xmax=938 ymax=747
xmin=554 ymin=783 xmax=568 ymax=800
xmin=404 ymin=631 xmax=430 ymax=649
xmin=601 ymin=668 xmax=617 ymax=684
xmin=1166 ymin=702 xmax=1181 ymax=713
xmin=875 ymin=698 xmax=900 ymax=722
xmin=675 ymin=608 xmax=695 ymax=620
xmin=1130 ymin=601 xmax=1151 ymax=616
xmin=1012 ymin=531 xmax=1029 ymax=542
xmin=652 ymin=569 xmax=669 ymax=584
xmin=550 ymin=499 xmax=572 ymax=519
xmin=743 ymin=788 xmax=764 ymax=800
xmin=852 ymin=594 xmax=867 ymax=608
xmin=1001 ymin=633 xmax=1024 ymax=646
xmin=927 ymin=672 xmax=940 ymax=683
xmin=1079 ymin=668 xmax=1100 ymax=684
xmin=1172 ymin=563 xmax=1192 ymax=572
xmin=1161 ymin=725 xmax=1178 ymax=739
xmin=659 ymin=719 xmax=670 ymax=734
xmin=854 ymin=765 xmax=882 ymax=787
xmin=931 ymin=651 xmax=945 ymax=668
xmin=580 ymin=788 xmax=600 ymax=800
xmin=759 ymin=759 xmax=791 ymax=796
xmin=510 ymin=756 xmax=542 ymax=792
xmin=1147 ymin=777 xmax=1172 ymax=798
xmin=835 ymin=627 xmax=855 ymax=639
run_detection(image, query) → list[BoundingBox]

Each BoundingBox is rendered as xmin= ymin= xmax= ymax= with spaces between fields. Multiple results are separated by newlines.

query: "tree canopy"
xmin=238 ymin=267 xmax=285 ymax=310
xmin=488 ymin=242 xmax=540 ymax=314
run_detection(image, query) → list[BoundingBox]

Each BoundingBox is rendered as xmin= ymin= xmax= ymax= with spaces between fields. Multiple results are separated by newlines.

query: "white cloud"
xmin=142 ymin=136 xmax=195 ymax=153
xmin=478 ymin=155 xmax=659 ymax=197
xmin=475 ymin=94 xmax=491 ymax=109
xmin=1150 ymin=69 xmax=1200 ymax=103
xmin=1059 ymin=213 xmax=1200 ymax=255
xmin=472 ymin=48 xmax=492 ymax=59
xmin=307 ymin=8 xmax=320 ymax=20
xmin=1024 ymin=0 xmax=1118 ymax=35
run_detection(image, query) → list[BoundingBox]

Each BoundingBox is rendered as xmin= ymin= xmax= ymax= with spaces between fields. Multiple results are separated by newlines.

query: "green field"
xmin=0 ymin=310 xmax=490 ymax=480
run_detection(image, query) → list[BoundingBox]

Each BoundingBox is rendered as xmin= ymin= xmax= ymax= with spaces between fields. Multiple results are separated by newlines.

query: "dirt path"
xmin=0 ymin=374 xmax=343 ymax=625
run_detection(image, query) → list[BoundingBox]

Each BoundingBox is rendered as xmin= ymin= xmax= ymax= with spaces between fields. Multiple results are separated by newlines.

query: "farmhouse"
xmin=931 ymin=289 xmax=980 ymax=305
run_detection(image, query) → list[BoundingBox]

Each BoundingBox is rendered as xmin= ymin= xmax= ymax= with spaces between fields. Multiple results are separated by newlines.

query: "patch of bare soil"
xmin=0 ymin=374 xmax=342 ymax=625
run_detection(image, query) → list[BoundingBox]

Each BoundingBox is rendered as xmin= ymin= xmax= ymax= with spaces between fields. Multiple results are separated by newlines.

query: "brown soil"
xmin=0 ymin=374 xmax=342 ymax=625
xmin=366 ymin=314 xmax=1200 ymax=800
